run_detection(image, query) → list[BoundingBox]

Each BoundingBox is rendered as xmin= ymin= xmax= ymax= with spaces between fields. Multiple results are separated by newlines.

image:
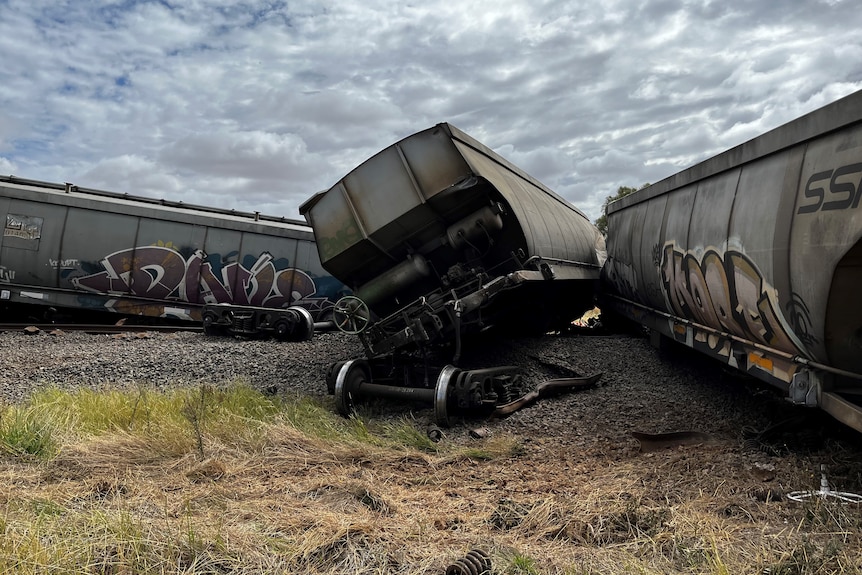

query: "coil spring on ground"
xmin=741 ymin=419 xmax=822 ymax=456
xmin=445 ymin=549 xmax=492 ymax=575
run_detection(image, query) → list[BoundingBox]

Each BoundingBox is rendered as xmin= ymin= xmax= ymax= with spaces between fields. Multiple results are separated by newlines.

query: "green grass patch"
xmin=0 ymin=507 xmax=235 ymax=575
xmin=0 ymin=404 xmax=58 ymax=458
xmin=278 ymin=393 xmax=356 ymax=439
xmin=28 ymin=382 xmax=283 ymax=435
xmin=508 ymin=551 xmax=541 ymax=574
xmin=1 ymin=383 xmax=514 ymax=463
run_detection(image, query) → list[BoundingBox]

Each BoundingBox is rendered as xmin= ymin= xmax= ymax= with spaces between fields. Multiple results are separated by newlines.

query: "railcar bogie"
xmin=201 ymin=303 xmax=316 ymax=341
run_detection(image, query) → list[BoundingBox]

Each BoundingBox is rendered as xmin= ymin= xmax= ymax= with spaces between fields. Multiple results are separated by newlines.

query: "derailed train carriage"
xmin=0 ymin=176 xmax=346 ymax=338
xmin=601 ymin=89 xmax=862 ymax=434
xmin=300 ymin=123 xmax=605 ymax=425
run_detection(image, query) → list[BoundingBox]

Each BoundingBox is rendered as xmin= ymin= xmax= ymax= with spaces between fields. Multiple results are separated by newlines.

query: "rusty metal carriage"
xmin=300 ymin=123 xmax=605 ymax=424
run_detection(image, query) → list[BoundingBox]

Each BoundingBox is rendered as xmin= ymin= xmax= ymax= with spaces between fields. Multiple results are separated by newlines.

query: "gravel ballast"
xmin=0 ymin=326 xmax=833 ymax=448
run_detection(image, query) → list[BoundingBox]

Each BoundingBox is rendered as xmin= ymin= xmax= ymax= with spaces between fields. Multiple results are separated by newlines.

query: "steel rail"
xmin=0 ymin=323 xmax=202 ymax=334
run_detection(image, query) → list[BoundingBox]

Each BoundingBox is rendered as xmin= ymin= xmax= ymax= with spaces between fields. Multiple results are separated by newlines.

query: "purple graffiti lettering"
xmin=198 ymin=261 xmax=234 ymax=303
xmin=265 ymin=268 xmax=317 ymax=308
xmin=247 ymin=254 xmax=275 ymax=306
xmin=183 ymin=250 xmax=205 ymax=304
xmin=73 ymin=245 xmax=319 ymax=310
xmin=232 ymin=263 xmax=253 ymax=305
xmin=73 ymin=248 xmax=135 ymax=293
xmin=74 ymin=246 xmax=188 ymax=298
xmin=127 ymin=247 xmax=187 ymax=299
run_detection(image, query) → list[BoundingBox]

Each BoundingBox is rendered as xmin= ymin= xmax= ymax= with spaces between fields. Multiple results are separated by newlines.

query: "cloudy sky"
xmin=1 ymin=0 xmax=861 ymax=224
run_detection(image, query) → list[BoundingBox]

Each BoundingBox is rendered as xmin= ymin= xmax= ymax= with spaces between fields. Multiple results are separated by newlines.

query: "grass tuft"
xmin=0 ymin=403 xmax=58 ymax=458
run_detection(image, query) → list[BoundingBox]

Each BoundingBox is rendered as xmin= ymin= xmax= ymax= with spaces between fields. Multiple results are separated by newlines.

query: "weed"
xmin=378 ymin=416 xmax=439 ymax=452
xmin=583 ymin=500 xmax=670 ymax=546
xmin=490 ymin=497 xmax=534 ymax=530
xmin=508 ymin=552 xmax=540 ymax=574
xmin=460 ymin=447 xmax=496 ymax=460
xmin=0 ymin=406 xmax=57 ymax=458
xmin=707 ymin=539 xmax=730 ymax=575
xmin=31 ymin=498 xmax=65 ymax=517
xmin=280 ymin=395 xmax=346 ymax=437
xmin=181 ymin=385 xmax=211 ymax=459
xmin=799 ymin=496 xmax=861 ymax=533
xmin=1 ymin=384 xmax=859 ymax=575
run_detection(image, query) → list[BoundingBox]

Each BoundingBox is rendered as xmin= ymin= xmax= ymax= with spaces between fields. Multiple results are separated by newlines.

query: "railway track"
xmin=0 ymin=323 xmax=203 ymax=334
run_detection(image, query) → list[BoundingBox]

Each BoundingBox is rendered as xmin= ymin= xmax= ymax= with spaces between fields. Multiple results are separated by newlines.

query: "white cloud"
xmin=0 ymin=157 xmax=17 ymax=175
xmin=0 ymin=0 xmax=861 ymax=225
xmin=80 ymin=154 xmax=184 ymax=198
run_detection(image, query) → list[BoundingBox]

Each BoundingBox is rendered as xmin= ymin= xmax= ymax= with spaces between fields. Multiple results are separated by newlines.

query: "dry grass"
xmin=1 ymin=383 xmax=861 ymax=574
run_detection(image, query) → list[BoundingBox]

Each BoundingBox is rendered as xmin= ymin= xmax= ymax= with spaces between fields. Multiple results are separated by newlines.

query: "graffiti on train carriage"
xmin=49 ymin=259 xmax=80 ymax=270
xmin=0 ymin=266 xmax=15 ymax=283
xmin=71 ymin=244 xmax=319 ymax=307
xmin=4 ymin=214 xmax=43 ymax=241
xmin=659 ymin=242 xmax=815 ymax=355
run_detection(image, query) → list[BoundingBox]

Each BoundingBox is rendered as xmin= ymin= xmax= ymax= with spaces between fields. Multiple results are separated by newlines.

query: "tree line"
xmin=594 ymin=184 xmax=649 ymax=235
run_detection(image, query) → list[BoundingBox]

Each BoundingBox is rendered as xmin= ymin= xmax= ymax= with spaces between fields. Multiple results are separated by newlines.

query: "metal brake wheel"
xmin=788 ymin=465 xmax=862 ymax=504
xmin=332 ymin=296 xmax=371 ymax=334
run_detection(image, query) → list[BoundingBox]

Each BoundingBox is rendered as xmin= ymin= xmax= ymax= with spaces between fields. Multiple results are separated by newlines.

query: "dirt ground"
xmin=407 ymin=330 xmax=862 ymax=573
xmin=235 ymin=326 xmax=862 ymax=573
xmin=3 ymin=326 xmax=862 ymax=574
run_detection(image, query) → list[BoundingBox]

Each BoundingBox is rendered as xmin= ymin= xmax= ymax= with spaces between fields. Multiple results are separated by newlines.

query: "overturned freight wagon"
xmin=0 ymin=176 xmax=346 ymax=338
xmin=601 ymin=89 xmax=862 ymax=433
xmin=300 ymin=123 xmax=605 ymax=424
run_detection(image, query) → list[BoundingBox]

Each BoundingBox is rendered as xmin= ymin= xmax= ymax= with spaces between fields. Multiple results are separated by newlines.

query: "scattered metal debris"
xmin=445 ymin=548 xmax=492 ymax=575
xmin=741 ymin=416 xmax=820 ymax=455
xmin=787 ymin=465 xmax=862 ymax=504
xmin=426 ymin=424 xmax=443 ymax=443
xmin=492 ymin=373 xmax=601 ymax=417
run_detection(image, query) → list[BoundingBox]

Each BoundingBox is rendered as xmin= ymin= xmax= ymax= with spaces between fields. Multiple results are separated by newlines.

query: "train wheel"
xmin=202 ymin=312 xmax=225 ymax=337
xmin=287 ymin=306 xmax=315 ymax=341
xmin=326 ymin=361 xmax=347 ymax=395
xmin=332 ymin=296 xmax=371 ymax=334
xmin=334 ymin=359 xmax=369 ymax=417
xmin=273 ymin=319 xmax=291 ymax=340
xmin=434 ymin=365 xmax=460 ymax=428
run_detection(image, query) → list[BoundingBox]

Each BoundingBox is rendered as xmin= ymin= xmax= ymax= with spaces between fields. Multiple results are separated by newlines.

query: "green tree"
xmin=594 ymin=184 xmax=647 ymax=236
